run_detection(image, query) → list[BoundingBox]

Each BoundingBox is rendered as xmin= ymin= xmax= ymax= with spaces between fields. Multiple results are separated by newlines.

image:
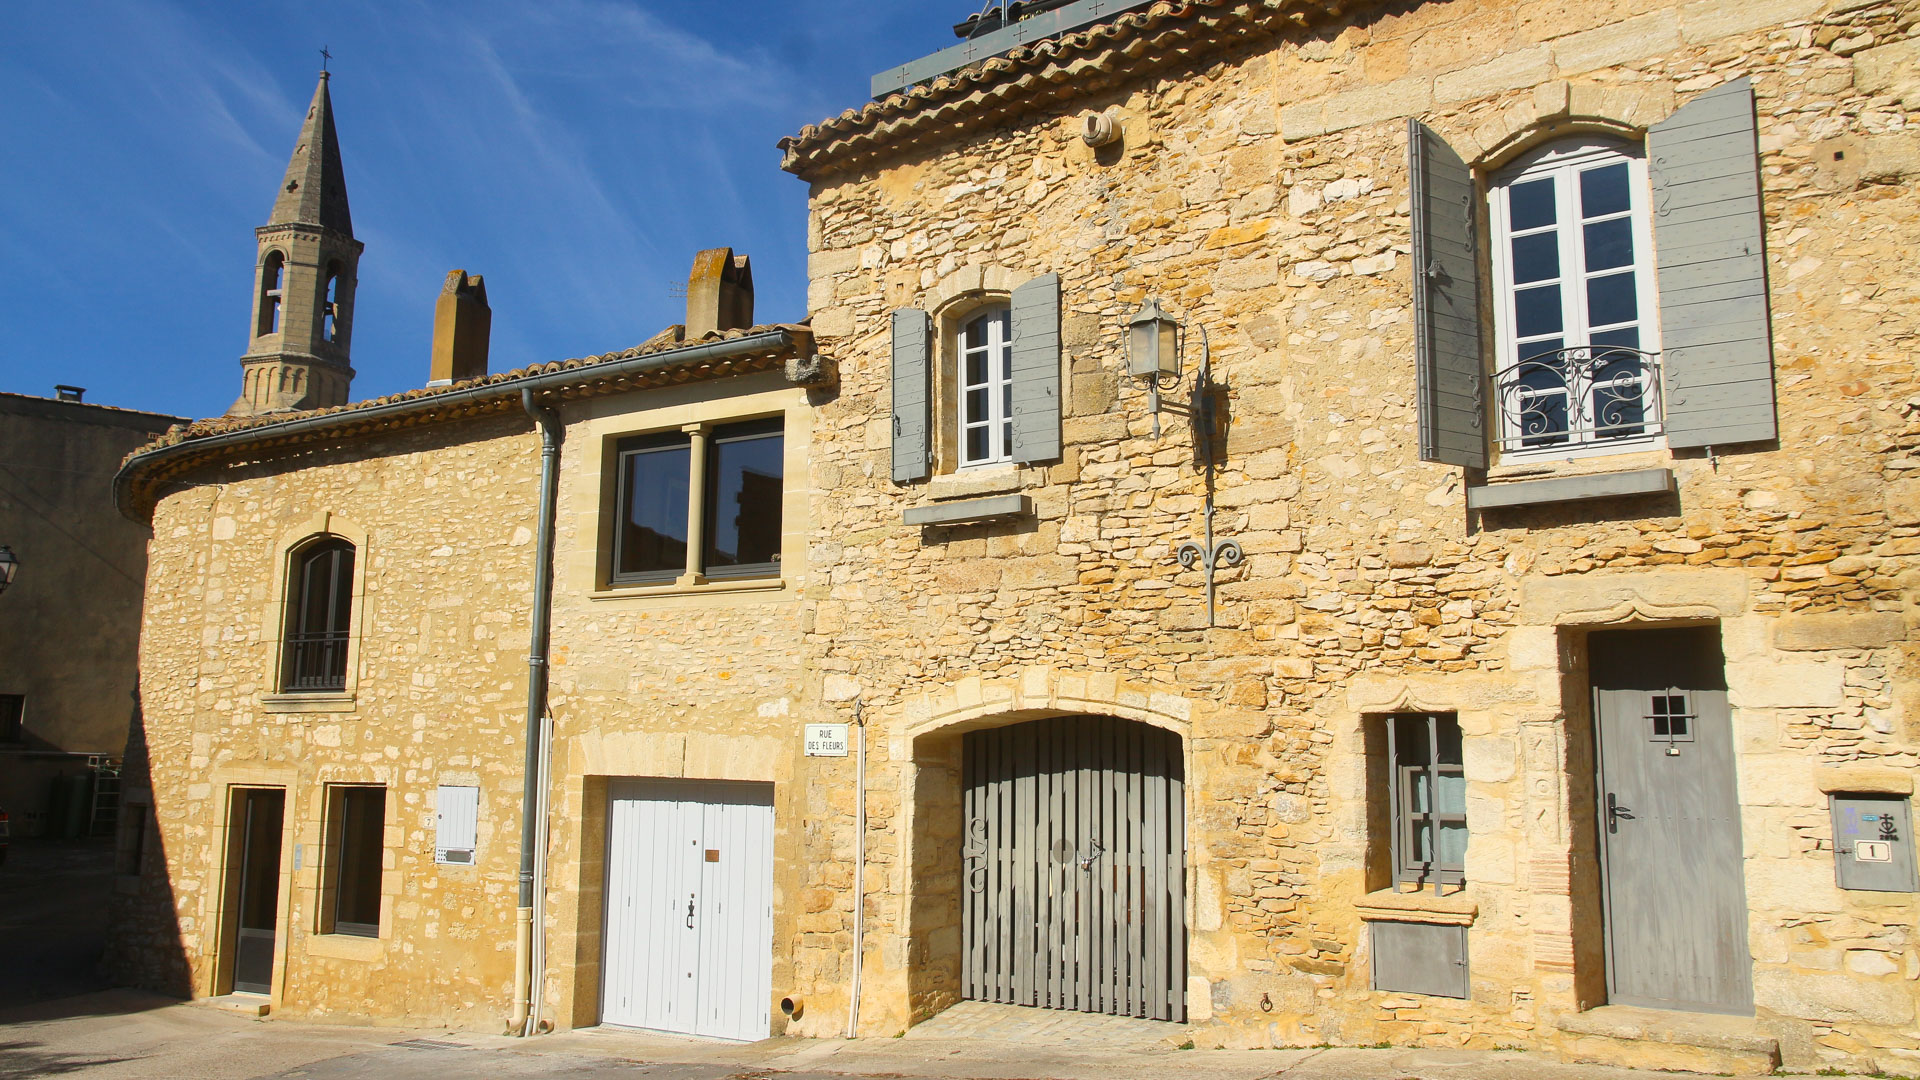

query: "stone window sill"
xmin=589 ymin=576 xmax=786 ymax=601
xmin=1355 ymin=887 xmax=1478 ymax=927
xmin=305 ymin=933 xmax=384 ymax=962
xmin=1468 ymin=467 xmax=1674 ymax=511
xmin=925 ymin=463 xmax=1027 ymax=500
xmin=260 ymin=692 xmax=356 ymax=715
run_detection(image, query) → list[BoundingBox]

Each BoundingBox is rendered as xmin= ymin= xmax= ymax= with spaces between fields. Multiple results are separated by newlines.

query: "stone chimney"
xmin=685 ymin=249 xmax=753 ymax=339
xmin=429 ymin=270 xmax=491 ymax=387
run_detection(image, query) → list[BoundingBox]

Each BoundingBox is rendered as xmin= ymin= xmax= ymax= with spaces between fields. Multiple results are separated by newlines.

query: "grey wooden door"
xmin=1592 ymin=629 xmax=1752 ymax=1014
xmin=230 ymin=788 xmax=284 ymax=996
xmin=962 ymin=716 xmax=1186 ymax=1021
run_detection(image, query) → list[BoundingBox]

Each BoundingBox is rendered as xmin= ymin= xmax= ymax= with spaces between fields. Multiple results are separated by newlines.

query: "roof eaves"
xmin=779 ymin=0 xmax=1350 ymax=180
xmin=114 ymin=325 xmax=812 ymax=523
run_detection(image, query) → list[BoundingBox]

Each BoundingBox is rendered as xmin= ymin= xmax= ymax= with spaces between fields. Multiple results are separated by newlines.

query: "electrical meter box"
xmin=1829 ymin=794 xmax=1918 ymax=893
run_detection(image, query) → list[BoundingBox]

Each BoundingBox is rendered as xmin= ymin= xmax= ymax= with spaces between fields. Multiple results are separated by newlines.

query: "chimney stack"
xmin=429 ymin=270 xmax=491 ymax=387
xmin=684 ymin=249 xmax=753 ymax=339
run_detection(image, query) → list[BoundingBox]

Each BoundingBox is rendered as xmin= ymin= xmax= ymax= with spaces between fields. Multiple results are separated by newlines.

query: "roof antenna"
xmin=319 ymin=45 xmax=332 ymax=73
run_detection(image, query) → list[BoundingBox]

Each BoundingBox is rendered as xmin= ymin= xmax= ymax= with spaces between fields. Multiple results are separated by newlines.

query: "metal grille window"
xmin=957 ymin=307 xmax=1013 ymax=468
xmin=612 ymin=418 xmax=783 ymax=586
xmin=327 ymin=785 xmax=385 ymax=937
xmin=1489 ymin=141 xmax=1662 ymax=455
xmin=283 ymin=539 xmax=354 ymax=692
xmin=1389 ymin=713 xmax=1466 ymax=890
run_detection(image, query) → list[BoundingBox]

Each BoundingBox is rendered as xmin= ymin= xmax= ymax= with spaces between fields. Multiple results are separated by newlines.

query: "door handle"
xmin=685 ymin=895 xmax=696 ymax=929
xmin=1606 ymin=793 xmax=1635 ymax=834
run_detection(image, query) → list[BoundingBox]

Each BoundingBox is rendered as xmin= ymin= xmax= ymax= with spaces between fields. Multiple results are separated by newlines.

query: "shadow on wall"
xmin=98 ymin=692 xmax=191 ymax=1003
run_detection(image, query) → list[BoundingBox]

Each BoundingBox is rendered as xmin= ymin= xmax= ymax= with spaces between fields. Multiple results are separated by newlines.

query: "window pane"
xmin=966 ymin=349 xmax=988 ymax=387
xmin=1409 ymin=769 xmax=1431 ymax=813
xmin=1410 ymin=820 xmax=1431 ymax=863
xmin=1436 ymin=719 xmax=1462 ymax=766
xmin=1579 ymin=162 xmax=1631 ymax=218
xmin=618 ymin=440 xmax=690 ymax=577
xmin=966 ymin=387 xmax=989 ymax=424
xmin=335 ymin=788 xmax=384 ymax=934
xmin=1583 ymin=217 xmax=1634 ymax=272
xmin=1586 ymin=271 xmax=1638 ymax=327
xmin=704 ymin=421 xmax=783 ymax=574
xmin=1514 ymin=284 xmax=1563 ymax=339
xmin=1508 ymin=177 xmax=1556 ymax=231
xmin=1591 ymin=335 xmax=1648 ymax=437
xmin=1511 ymin=232 xmax=1559 ymax=284
xmin=1435 ymin=770 xmax=1466 ymax=816
xmin=966 ymin=425 xmax=989 ymax=464
xmin=1437 ymin=822 xmax=1468 ymax=868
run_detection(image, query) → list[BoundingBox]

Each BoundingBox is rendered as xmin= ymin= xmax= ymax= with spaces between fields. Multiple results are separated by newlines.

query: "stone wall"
xmin=792 ymin=0 xmax=1920 ymax=1070
xmin=119 ymin=415 xmax=541 ymax=1026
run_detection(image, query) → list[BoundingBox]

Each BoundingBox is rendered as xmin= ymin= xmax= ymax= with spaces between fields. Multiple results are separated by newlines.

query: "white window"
xmin=435 ymin=784 xmax=479 ymax=865
xmin=1489 ymin=141 xmax=1662 ymax=456
xmin=957 ymin=307 xmax=1013 ymax=468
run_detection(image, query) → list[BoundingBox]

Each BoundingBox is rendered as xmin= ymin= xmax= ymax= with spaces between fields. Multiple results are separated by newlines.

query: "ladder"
xmin=88 ymin=755 xmax=122 ymax=839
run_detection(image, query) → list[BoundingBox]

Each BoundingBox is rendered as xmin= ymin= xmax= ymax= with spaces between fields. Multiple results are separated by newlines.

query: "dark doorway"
xmin=961 ymin=715 xmax=1186 ymax=1021
xmin=225 ymin=788 xmax=285 ymax=996
xmin=1590 ymin=627 xmax=1752 ymax=1014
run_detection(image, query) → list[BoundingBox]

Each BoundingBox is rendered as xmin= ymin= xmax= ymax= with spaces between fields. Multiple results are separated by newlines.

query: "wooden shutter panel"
xmin=891 ymin=308 xmax=931 ymax=483
xmin=1409 ymin=120 xmax=1487 ymax=469
xmin=1648 ymin=77 xmax=1776 ymax=449
xmin=1009 ymin=273 xmax=1062 ymax=465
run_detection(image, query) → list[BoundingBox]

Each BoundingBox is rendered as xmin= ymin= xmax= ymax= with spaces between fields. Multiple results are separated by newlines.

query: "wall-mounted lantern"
xmin=0 ymin=545 xmax=18 ymax=597
xmin=1123 ymin=302 xmax=1241 ymax=626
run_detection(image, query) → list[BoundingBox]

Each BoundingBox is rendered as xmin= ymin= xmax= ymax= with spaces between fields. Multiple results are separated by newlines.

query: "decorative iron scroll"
xmin=1493 ymin=345 xmax=1662 ymax=453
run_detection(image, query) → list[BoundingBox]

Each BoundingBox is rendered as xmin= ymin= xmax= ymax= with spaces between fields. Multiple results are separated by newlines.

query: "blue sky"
xmin=0 ymin=1 xmax=947 ymax=419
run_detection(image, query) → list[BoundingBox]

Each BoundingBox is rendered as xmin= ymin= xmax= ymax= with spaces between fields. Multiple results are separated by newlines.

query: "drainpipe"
xmin=513 ymin=388 xmax=562 ymax=1036
xmin=846 ymin=698 xmax=866 ymax=1039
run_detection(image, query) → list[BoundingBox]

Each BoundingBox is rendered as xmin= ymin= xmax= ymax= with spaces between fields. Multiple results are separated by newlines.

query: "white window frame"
xmin=956 ymin=306 xmax=1014 ymax=469
xmin=1488 ymin=140 xmax=1663 ymax=460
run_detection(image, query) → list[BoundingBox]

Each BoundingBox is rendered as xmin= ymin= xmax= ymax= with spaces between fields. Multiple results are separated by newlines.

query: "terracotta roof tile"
xmin=778 ymin=0 xmax=1356 ymax=179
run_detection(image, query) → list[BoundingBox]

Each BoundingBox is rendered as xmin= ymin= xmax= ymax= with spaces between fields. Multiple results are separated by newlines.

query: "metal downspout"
xmin=513 ymin=388 xmax=562 ymax=1035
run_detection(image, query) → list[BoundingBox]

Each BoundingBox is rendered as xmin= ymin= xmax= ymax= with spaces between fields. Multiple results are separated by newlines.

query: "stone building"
xmin=0 ymin=387 xmax=183 ymax=834
xmin=113 ymin=3 xmax=1920 ymax=1075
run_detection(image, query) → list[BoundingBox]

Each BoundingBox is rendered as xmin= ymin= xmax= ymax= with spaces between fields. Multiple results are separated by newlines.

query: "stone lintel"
xmin=1467 ymin=468 xmax=1673 ymax=510
xmin=1815 ymin=765 xmax=1914 ymax=796
xmin=903 ymin=494 xmax=1032 ymax=527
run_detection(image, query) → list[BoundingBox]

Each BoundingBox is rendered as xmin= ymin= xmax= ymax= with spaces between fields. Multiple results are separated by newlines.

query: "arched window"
xmin=258 ymin=251 xmax=286 ymax=337
xmin=1489 ymin=139 xmax=1660 ymax=454
xmin=957 ymin=305 xmax=1013 ymax=468
xmin=283 ymin=538 xmax=354 ymax=692
xmin=322 ymin=265 xmax=340 ymax=343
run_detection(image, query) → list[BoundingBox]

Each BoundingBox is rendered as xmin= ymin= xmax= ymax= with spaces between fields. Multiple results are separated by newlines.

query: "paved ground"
xmin=0 ymin=838 xmax=115 ymax=1006
xmin=0 ymin=993 xmax=1880 ymax=1080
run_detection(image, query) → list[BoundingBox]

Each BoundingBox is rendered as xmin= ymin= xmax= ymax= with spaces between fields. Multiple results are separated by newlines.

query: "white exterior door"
xmin=601 ymin=779 xmax=774 ymax=1041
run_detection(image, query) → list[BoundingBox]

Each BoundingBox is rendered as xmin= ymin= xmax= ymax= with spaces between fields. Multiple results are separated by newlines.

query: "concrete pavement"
xmin=0 ymin=991 xmax=1892 ymax=1080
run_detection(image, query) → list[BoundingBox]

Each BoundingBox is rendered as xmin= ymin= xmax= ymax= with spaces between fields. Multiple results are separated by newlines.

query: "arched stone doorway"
xmin=960 ymin=715 xmax=1186 ymax=1021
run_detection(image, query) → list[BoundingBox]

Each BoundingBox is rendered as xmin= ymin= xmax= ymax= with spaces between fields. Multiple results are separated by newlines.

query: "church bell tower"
xmin=230 ymin=70 xmax=363 ymax=416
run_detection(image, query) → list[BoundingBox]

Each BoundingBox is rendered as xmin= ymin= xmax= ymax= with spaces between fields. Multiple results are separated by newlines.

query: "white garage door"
xmin=601 ymin=779 xmax=775 ymax=1041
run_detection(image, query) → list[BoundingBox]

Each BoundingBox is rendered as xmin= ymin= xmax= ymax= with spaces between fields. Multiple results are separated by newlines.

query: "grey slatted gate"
xmin=1591 ymin=629 xmax=1753 ymax=1015
xmin=962 ymin=716 xmax=1186 ymax=1021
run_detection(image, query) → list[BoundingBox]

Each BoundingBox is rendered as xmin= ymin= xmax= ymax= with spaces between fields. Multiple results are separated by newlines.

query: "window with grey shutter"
xmin=1008 ymin=273 xmax=1062 ymax=465
xmin=891 ymin=308 xmax=931 ymax=483
xmin=1409 ymin=120 xmax=1487 ymax=469
xmin=1648 ymin=77 xmax=1776 ymax=449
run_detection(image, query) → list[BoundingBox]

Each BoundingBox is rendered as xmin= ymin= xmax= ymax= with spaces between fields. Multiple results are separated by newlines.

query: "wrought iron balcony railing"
xmin=284 ymin=630 xmax=350 ymax=692
xmin=1493 ymin=345 xmax=1663 ymax=454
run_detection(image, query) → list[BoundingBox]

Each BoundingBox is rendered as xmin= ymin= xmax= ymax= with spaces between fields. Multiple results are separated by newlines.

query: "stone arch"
xmin=886 ymin=667 xmax=1197 ymax=1032
xmin=1438 ymin=81 xmax=1681 ymax=173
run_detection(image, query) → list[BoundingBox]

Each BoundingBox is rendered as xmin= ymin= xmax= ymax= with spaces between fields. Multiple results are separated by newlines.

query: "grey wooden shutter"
xmin=1009 ymin=273 xmax=1062 ymax=465
xmin=891 ymin=308 xmax=931 ymax=483
xmin=1409 ymin=120 xmax=1487 ymax=469
xmin=1648 ymin=77 xmax=1776 ymax=449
